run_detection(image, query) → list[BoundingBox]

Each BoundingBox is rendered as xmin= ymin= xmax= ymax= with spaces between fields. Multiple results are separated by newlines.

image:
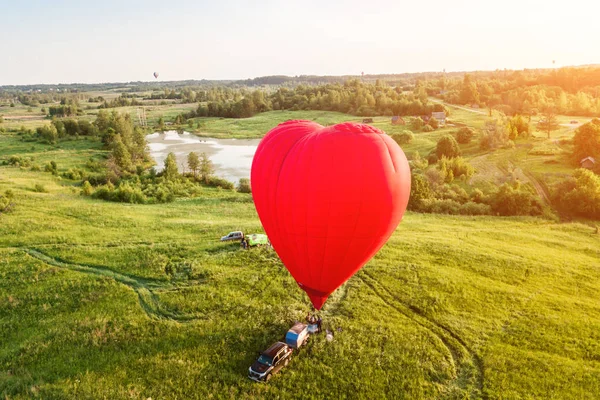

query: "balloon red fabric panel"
xmin=251 ymin=121 xmax=410 ymax=309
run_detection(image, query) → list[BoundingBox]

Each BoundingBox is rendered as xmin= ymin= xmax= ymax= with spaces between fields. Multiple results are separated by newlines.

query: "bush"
xmin=427 ymin=117 xmax=439 ymax=129
xmin=410 ymin=117 xmax=425 ymax=130
xmin=45 ymin=161 xmax=58 ymax=175
xmin=62 ymin=168 xmax=86 ymax=180
xmin=422 ymin=125 xmax=434 ymax=133
xmin=436 ymin=135 xmax=461 ymax=159
xmin=237 ymin=178 xmax=251 ymax=193
xmin=34 ymin=184 xmax=47 ymax=193
xmin=552 ymin=169 xmax=600 ymax=219
xmin=491 ymin=183 xmax=543 ymax=216
xmin=408 ymin=173 xmax=433 ymax=210
xmin=391 ymin=131 xmax=414 ymax=145
xmin=206 ymin=176 xmax=234 ymax=190
xmin=0 ymin=190 xmax=15 ymax=214
xmin=409 ymin=152 xmax=428 ymax=170
xmin=81 ymin=181 xmax=93 ymax=196
xmin=437 ymin=157 xmax=475 ymax=182
xmin=456 ymin=127 xmax=475 ymax=144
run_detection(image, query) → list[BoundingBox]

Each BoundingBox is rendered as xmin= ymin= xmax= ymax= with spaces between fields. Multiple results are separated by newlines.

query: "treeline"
xmin=98 ymin=95 xmax=143 ymax=109
xmin=428 ymin=67 xmax=600 ymax=116
xmin=184 ymin=80 xmax=443 ymax=119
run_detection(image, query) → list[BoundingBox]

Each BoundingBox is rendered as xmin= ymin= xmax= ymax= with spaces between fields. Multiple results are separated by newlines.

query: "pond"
xmin=146 ymin=131 xmax=261 ymax=183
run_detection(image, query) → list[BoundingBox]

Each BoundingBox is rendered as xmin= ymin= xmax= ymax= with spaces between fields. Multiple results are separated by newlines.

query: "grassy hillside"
xmin=1 ymin=151 xmax=600 ymax=399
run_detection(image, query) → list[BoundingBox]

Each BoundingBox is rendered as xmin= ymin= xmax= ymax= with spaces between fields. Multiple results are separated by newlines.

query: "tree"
xmin=573 ymin=119 xmax=600 ymax=162
xmin=456 ymin=127 xmax=475 ymax=144
xmin=157 ymin=117 xmax=166 ymax=132
xmin=237 ymin=178 xmax=251 ymax=193
xmin=407 ymin=173 xmax=432 ymax=210
xmin=187 ymin=152 xmax=200 ymax=177
xmin=391 ymin=131 xmax=414 ymax=145
xmin=428 ymin=117 xmax=439 ymax=129
xmin=110 ymin=135 xmax=132 ymax=172
xmin=553 ymin=169 xmax=600 ymax=219
xmin=411 ymin=117 xmax=425 ymax=130
xmin=36 ymin=125 xmax=58 ymax=144
xmin=200 ymin=152 xmax=214 ymax=183
xmin=491 ymin=183 xmax=543 ymax=216
xmin=436 ymin=135 xmax=461 ymax=159
xmin=163 ymin=152 xmax=179 ymax=181
xmin=537 ymin=112 xmax=560 ymax=139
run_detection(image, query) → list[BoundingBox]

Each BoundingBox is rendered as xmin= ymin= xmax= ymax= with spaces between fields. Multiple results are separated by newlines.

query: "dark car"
xmin=248 ymin=341 xmax=293 ymax=382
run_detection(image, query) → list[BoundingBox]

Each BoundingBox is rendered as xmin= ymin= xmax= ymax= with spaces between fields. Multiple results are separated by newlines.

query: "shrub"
xmin=34 ymin=184 xmax=47 ymax=193
xmin=408 ymin=173 xmax=433 ymax=210
xmin=552 ymin=169 xmax=600 ymax=219
xmin=237 ymin=178 xmax=251 ymax=193
xmin=436 ymin=135 xmax=461 ymax=159
xmin=409 ymin=152 xmax=428 ymax=170
xmin=411 ymin=117 xmax=425 ymax=130
xmin=8 ymin=155 xmax=22 ymax=166
xmin=456 ymin=127 xmax=475 ymax=144
xmin=491 ymin=183 xmax=543 ymax=216
xmin=422 ymin=125 xmax=434 ymax=133
xmin=427 ymin=117 xmax=439 ymax=129
xmin=62 ymin=168 xmax=86 ymax=180
xmin=81 ymin=181 xmax=93 ymax=196
xmin=437 ymin=156 xmax=475 ymax=182
xmin=391 ymin=131 xmax=414 ymax=145
xmin=206 ymin=176 xmax=234 ymax=190
xmin=0 ymin=190 xmax=15 ymax=214
xmin=459 ymin=201 xmax=492 ymax=215
xmin=45 ymin=161 xmax=58 ymax=175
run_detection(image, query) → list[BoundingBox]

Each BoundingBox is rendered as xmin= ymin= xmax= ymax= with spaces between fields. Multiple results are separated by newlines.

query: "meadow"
xmin=1 ymin=116 xmax=600 ymax=399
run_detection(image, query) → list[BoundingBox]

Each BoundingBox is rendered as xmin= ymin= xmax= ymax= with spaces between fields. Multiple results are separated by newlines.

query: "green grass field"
xmin=1 ymin=126 xmax=600 ymax=399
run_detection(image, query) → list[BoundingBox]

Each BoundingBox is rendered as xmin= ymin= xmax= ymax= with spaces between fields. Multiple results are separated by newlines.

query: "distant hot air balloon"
xmin=153 ymin=72 xmax=159 ymax=79
xmin=251 ymin=121 xmax=411 ymax=310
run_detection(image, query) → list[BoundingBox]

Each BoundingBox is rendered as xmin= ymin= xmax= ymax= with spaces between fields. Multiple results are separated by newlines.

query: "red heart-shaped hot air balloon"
xmin=251 ymin=121 xmax=410 ymax=309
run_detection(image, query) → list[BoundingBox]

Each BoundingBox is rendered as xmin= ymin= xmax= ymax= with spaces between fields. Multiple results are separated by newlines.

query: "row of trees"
xmin=181 ymin=80 xmax=444 ymax=119
xmin=432 ymin=68 xmax=600 ymax=116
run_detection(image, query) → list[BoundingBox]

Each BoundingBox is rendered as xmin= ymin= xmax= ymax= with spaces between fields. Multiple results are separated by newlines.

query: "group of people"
xmin=306 ymin=312 xmax=322 ymax=333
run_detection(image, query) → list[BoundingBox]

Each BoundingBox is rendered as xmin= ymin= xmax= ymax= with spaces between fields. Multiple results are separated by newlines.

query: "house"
xmin=431 ymin=112 xmax=446 ymax=126
xmin=391 ymin=116 xmax=405 ymax=125
xmin=580 ymin=156 xmax=596 ymax=169
xmin=362 ymin=118 xmax=374 ymax=123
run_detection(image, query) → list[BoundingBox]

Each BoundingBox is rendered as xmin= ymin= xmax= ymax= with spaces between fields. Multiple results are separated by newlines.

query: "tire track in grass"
xmin=357 ymin=270 xmax=485 ymax=399
xmin=24 ymin=248 xmax=202 ymax=323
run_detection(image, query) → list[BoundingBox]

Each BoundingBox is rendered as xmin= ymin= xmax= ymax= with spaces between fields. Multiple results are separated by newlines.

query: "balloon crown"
xmin=278 ymin=120 xmax=384 ymax=135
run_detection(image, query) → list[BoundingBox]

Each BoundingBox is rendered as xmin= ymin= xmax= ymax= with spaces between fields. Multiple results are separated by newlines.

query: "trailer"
xmin=285 ymin=322 xmax=309 ymax=349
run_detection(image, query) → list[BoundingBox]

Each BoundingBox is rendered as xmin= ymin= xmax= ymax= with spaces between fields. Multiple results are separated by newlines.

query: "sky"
xmin=1 ymin=0 xmax=599 ymax=85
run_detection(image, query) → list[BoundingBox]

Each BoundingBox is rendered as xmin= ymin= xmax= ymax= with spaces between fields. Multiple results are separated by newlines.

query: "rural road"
xmin=429 ymin=98 xmax=486 ymax=115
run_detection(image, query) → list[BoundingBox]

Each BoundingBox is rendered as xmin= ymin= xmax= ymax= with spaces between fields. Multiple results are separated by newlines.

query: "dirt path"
xmin=25 ymin=248 xmax=202 ymax=323
xmin=521 ymin=169 xmax=550 ymax=204
xmin=430 ymin=98 xmax=486 ymax=115
xmin=357 ymin=270 xmax=485 ymax=398
xmin=2 ymin=115 xmax=46 ymax=120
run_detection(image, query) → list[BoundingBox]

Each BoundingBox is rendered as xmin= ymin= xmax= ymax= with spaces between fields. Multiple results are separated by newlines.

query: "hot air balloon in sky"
xmin=153 ymin=72 xmax=159 ymax=79
xmin=251 ymin=121 xmax=411 ymax=309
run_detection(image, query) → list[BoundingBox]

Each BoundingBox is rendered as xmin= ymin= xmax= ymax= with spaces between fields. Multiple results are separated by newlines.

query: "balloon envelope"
xmin=153 ymin=72 xmax=159 ymax=79
xmin=251 ymin=121 xmax=411 ymax=309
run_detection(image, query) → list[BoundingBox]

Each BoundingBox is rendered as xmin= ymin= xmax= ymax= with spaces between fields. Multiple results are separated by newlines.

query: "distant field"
xmin=1 ymin=154 xmax=599 ymax=398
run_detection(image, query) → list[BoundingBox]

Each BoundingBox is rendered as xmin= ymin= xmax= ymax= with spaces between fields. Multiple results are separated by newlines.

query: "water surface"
xmin=146 ymin=131 xmax=260 ymax=183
